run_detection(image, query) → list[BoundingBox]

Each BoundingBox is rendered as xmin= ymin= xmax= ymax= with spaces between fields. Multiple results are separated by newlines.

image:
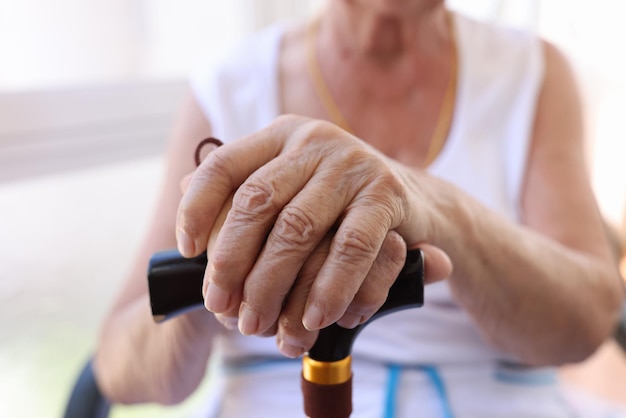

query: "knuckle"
xmin=292 ymin=124 xmax=327 ymax=150
xmin=353 ymin=166 xmax=406 ymax=223
xmin=271 ymin=206 xmax=318 ymax=249
xmin=232 ymin=178 xmax=280 ymax=219
xmin=383 ymin=176 xmax=408 ymax=219
xmin=199 ymin=149 xmax=234 ymax=185
xmin=273 ymin=113 xmax=303 ymax=126
xmin=382 ymin=176 xmax=405 ymax=203
xmin=372 ymin=170 xmax=406 ymax=199
xmin=292 ymin=118 xmax=348 ymax=149
xmin=374 ymin=167 xmax=401 ymax=188
xmin=345 ymin=147 xmax=374 ymax=165
xmin=207 ymin=248 xmax=232 ymax=281
xmin=380 ymin=232 xmax=407 ymax=268
xmin=334 ymin=227 xmax=379 ymax=264
xmin=270 ymin=114 xmax=311 ymax=140
xmin=330 ymin=150 xmax=378 ymax=188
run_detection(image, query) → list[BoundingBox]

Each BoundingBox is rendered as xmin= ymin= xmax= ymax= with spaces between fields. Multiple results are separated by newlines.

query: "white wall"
xmin=535 ymin=0 xmax=626 ymax=225
xmin=0 ymin=0 xmax=321 ymax=92
xmin=0 ymin=0 xmax=250 ymax=91
xmin=0 ymin=0 xmax=144 ymax=90
xmin=0 ymin=0 xmax=623 ymax=220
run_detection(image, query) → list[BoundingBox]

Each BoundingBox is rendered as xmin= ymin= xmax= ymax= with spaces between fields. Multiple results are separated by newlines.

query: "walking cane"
xmin=148 ymin=248 xmax=424 ymax=417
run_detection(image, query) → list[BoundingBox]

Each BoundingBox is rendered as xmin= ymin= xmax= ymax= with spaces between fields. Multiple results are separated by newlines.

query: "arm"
xmin=176 ymin=44 xmax=622 ymax=367
xmin=398 ymin=41 xmax=623 ymax=365
xmin=93 ymin=89 xmax=222 ymax=405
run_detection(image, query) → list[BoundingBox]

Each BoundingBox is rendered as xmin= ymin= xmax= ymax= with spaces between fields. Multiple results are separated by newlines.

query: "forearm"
xmin=418 ymin=176 xmax=623 ymax=365
xmin=94 ymin=295 xmax=218 ymax=405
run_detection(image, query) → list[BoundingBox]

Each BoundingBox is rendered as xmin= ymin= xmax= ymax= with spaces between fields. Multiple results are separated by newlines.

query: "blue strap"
xmin=422 ymin=366 xmax=455 ymax=418
xmin=383 ymin=364 xmax=455 ymax=418
xmin=384 ymin=364 xmax=402 ymax=418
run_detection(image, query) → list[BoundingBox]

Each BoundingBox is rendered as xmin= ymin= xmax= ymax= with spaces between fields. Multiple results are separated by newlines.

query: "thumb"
xmin=409 ymin=243 xmax=453 ymax=284
xmin=179 ymin=172 xmax=194 ymax=194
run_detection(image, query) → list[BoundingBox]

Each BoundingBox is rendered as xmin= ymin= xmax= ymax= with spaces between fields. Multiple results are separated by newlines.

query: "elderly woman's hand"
xmin=176 ymin=115 xmax=452 ymax=355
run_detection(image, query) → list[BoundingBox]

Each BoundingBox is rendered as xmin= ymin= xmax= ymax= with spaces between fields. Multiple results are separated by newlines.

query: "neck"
xmin=322 ymin=0 xmax=449 ymax=66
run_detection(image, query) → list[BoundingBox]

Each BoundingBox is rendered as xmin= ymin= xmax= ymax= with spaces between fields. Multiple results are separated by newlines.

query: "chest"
xmin=277 ymin=34 xmax=450 ymax=168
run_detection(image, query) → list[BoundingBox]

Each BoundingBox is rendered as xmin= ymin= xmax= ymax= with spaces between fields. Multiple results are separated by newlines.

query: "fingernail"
xmin=204 ymin=281 xmax=231 ymax=313
xmin=217 ymin=315 xmax=239 ymax=331
xmin=278 ymin=339 xmax=305 ymax=358
xmin=238 ymin=304 xmax=260 ymax=336
xmin=176 ymin=227 xmax=195 ymax=257
xmin=337 ymin=312 xmax=364 ymax=329
xmin=302 ymin=305 xmax=324 ymax=331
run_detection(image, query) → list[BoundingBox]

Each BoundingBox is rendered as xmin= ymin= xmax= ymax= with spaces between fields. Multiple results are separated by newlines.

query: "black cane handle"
xmin=301 ymin=249 xmax=423 ymax=418
xmin=147 ymin=250 xmax=207 ymax=322
xmin=147 ymin=249 xmax=423 ymax=327
xmin=307 ymin=248 xmax=424 ymax=362
xmin=147 ymin=248 xmax=424 ymax=418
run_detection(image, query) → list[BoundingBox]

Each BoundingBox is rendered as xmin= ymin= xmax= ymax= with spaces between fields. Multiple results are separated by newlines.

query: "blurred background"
xmin=0 ymin=0 xmax=624 ymax=417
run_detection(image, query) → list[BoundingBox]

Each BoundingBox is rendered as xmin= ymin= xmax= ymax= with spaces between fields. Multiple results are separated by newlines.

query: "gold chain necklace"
xmin=306 ymin=12 xmax=458 ymax=168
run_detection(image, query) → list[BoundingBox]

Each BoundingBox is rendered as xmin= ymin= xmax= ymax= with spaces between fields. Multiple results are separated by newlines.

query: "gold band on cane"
xmin=302 ymin=355 xmax=352 ymax=385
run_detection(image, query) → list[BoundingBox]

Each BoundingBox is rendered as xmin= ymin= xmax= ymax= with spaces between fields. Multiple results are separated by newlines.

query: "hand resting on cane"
xmin=179 ymin=130 xmax=453 ymax=356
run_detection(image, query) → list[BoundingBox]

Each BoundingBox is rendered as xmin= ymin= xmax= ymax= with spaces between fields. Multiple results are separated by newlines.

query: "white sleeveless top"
xmin=190 ymin=13 xmax=543 ymax=367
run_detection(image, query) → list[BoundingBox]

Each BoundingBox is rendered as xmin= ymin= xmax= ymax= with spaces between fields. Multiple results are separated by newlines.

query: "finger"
xmin=234 ymin=168 xmax=355 ymax=336
xmin=411 ymin=243 xmax=453 ymax=284
xmin=259 ymin=322 xmax=279 ymax=338
xmin=207 ymin=148 xmax=315 ymax=317
xmin=209 ymin=125 xmax=370 ymax=327
xmin=275 ymin=237 xmax=331 ymax=357
xmin=180 ymin=117 xmax=325 ymax=317
xmin=215 ymin=309 xmax=278 ymax=337
xmin=176 ymin=116 xmax=303 ymax=258
xmin=201 ymin=195 xmax=235 ymax=312
xmin=336 ymin=230 xmax=406 ymax=329
xmin=302 ymin=204 xmax=393 ymax=331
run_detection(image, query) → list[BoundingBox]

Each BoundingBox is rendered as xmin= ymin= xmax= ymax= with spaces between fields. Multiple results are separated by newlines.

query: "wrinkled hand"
xmin=177 ymin=115 xmax=452 ymax=356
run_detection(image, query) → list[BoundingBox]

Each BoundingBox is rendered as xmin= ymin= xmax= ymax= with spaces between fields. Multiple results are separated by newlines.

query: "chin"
xmin=352 ymin=0 xmax=444 ymax=15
